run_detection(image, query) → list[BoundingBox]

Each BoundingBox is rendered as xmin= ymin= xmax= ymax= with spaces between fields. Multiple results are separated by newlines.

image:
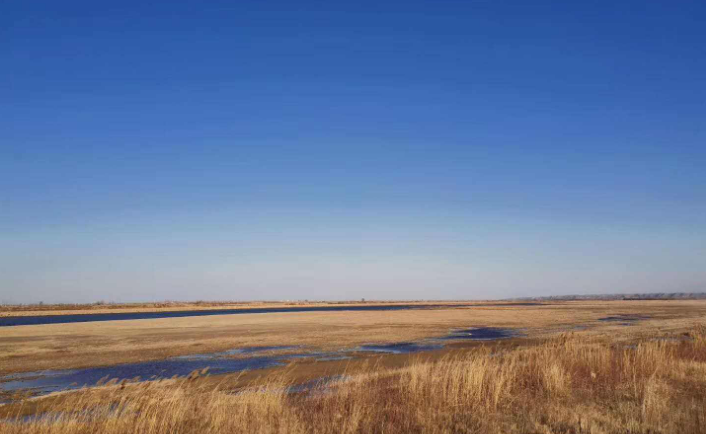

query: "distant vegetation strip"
xmin=510 ymin=292 xmax=706 ymax=301
xmin=0 ymin=300 xmax=481 ymax=314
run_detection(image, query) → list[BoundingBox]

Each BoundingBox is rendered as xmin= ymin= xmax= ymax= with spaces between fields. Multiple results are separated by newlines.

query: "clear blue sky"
xmin=2 ymin=1 xmax=705 ymax=303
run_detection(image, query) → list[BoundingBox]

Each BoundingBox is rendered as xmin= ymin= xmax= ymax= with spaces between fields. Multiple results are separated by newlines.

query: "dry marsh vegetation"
xmin=2 ymin=327 xmax=706 ymax=434
xmin=3 ymin=300 xmax=705 ymax=374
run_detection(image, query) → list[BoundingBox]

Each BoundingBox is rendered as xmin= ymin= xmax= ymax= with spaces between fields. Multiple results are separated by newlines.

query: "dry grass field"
xmin=1 ymin=300 xmax=706 ymax=433
xmin=1 ymin=300 xmax=703 ymax=373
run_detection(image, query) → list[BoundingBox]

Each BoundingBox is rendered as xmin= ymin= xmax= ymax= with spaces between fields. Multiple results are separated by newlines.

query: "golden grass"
xmin=2 ymin=300 xmax=706 ymax=374
xmin=3 ymin=327 xmax=706 ymax=433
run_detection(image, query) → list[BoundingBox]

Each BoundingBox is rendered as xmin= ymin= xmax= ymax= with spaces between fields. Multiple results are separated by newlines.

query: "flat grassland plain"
xmin=1 ymin=300 xmax=705 ymax=433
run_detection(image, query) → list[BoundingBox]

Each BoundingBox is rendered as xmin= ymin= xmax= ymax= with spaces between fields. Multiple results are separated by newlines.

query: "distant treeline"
xmin=510 ymin=292 xmax=706 ymax=301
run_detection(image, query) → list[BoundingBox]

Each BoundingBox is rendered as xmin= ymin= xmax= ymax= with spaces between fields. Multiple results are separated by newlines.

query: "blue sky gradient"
xmin=2 ymin=1 xmax=705 ymax=302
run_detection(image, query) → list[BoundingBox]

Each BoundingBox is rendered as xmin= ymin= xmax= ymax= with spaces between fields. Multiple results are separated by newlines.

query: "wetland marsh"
xmin=2 ymin=300 xmax=706 ymax=433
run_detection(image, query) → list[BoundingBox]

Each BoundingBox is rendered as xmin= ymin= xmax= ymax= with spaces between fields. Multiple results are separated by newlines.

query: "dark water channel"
xmin=0 ymin=346 xmax=302 ymax=397
xmin=0 ymin=303 xmax=542 ymax=327
xmin=439 ymin=327 xmax=517 ymax=340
